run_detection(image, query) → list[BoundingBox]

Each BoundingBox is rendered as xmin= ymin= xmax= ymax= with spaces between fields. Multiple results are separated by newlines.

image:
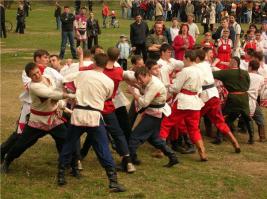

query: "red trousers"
xmin=160 ymin=102 xmax=202 ymax=143
xmin=200 ymin=97 xmax=230 ymax=134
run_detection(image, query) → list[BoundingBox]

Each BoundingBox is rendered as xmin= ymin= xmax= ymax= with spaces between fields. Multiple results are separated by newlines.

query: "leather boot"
xmin=160 ymin=145 xmax=179 ymax=167
xmin=57 ymin=164 xmax=66 ymax=186
xmin=258 ymin=125 xmax=266 ymax=142
xmin=151 ymin=149 xmax=164 ymax=158
xmin=195 ymin=140 xmax=208 ymax=161
xmin=131 ymin=154 xmax=141 ymax=165
xmin=70 ymin=159 xmax=80 ymax=179
xmin=182 ymin=134 xmax=196 ymax=154
xmin=227 ymin=131 xmax=241 ymax=153
xmin=247 ymin=121 xmax=254 ymax=144
xmin=105 ymin=167 xmax=126 ymax=192
xmin=0 ymin=159 xmax=11 ymax=173
xmin=204 ymin=116 xmax=213 ymax=137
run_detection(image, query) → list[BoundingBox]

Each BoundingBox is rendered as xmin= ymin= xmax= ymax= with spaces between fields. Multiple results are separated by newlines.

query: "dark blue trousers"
xmin=129 ymin=114 xmax=166 ymax=156
xmin=59 ymin=121 xmax=115 ymax=168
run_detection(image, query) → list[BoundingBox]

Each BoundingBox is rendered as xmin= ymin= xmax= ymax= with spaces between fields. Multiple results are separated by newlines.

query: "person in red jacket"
xmin=172 ymin=24 xmax=195 ymax=61
xmin=102 ymin=2 xmax=110 ymax=28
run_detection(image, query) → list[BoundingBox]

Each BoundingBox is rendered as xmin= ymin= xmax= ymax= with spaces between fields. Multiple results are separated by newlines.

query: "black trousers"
xmin=129 ymin=114 xmax=167 ymax=156
xmin=128 ymin=100 xmax=139 ymax=129
xmin=115 ymin=106 xmax=132 ymax=143
xmin=118 ymin=59 xmax=127 ymax=70
xmin=1 ymin=132 xmax=21 ymax=160
xmin=0 ymin=21 xmax=6 ymax=38
xmin=80 ymin=112 xmax=130 ymax=158
xmin=5 ymin=124 xmax=66 ymax=163
xmin=15 ymin=21 xmax=24 ymax=34
xmin=87 ymin=35 xmax=98 ymax=49
xmin=133 ymin=43 xmax=147 ymax=62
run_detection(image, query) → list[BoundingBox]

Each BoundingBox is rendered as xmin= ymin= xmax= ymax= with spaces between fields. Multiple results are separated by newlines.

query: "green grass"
xmin=1 ymin=2 xmax=267 ymax=199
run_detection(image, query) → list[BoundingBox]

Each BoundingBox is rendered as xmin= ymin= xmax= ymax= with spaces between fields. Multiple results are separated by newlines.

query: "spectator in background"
xmin=167 ymin=17 xmax=180 ymax=44
xmin=179 ymin=0 xmax=187 ymax=22
xmin=187 ymin=14 xmax=199 ymax=42
xmin=172 ymin=23 xmax=195 ymax=60
xmin=147 ymin=0 xmax=155 ymax=21
xmin=87 ymin=12 xmax=100 ymax=49
xmin=87 ymin=0 xmax=93 ymax=12
xmin=74 ymin=0 xmax=81 ymax=14
xmin=185 ymin=0 xmax=194 ymax=19
xmin=209 ymin=4 xmax=216 ymax=32
xmin=54 ymin=1 xmax=61 ymax=30
xmin=59 ymin=6 xmax=77 ymax=59
xmin=215 ymin=0 xmax=224 ymax=23
xmin=172 ymin=0 xmax=179 ymax=20
xmin=155 ymin=0 xmax=163 ymax=21
xmin=102 ymin=2 xmax=109 ymax=28
xmin=117 ymin=35 xmax=131 ymax=70
xmin=74 ymin=7 xmax=87 ymax=49
xmin=120 ymin=0 xmax=127 ymax=19
xmin=130 ymin=14 xmax=149 ymax=61
xmin=23 ymin=0 xmax=30 ymax=17
xmin=201 ymin=3 xmax=210 ymax=34
xmin=146 ymin=23 xmax=168 ymax=60
xmin=0 ymin=3 xmax=6 ymax=38
xmin=15 ymin=4 xmax=25 ymax=34
xmin=126 ymin=0 xmax=132 ymax=19
xmin=246 ymin=0 xmax=253 ymax=24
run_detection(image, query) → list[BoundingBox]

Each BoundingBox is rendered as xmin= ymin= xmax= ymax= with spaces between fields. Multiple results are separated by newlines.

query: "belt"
xmin=138 ymin=103 xmax=165 ymax=113
xmin=202 ymin=83 xmax=215 ymax=90
xmin=30 ymin=109 xmax=56 ymax=116
xmin=180 ymin=89 xmax=198 ymax=95
xmin=228 ymin=91 xmax=246 ymax=95
xmin=74 ymin=105 xmax=101 ymax=112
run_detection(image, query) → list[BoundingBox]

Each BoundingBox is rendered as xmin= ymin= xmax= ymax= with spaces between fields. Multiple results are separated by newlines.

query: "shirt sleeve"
xmin=169 ymin=70 xmax=188 ymax=93
xmin=137 ymin=83 xmax=160 ymax=107
xmin=30 ymin=83 xmax=63 ymax=100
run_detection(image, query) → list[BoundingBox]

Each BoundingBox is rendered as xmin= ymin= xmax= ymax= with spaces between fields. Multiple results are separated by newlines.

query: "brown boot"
xmin=151 ymin=149 xmax=164 ymax=158
xmin=258 ymin=125 xmax=266 ymax=142
xmin=227 ymin=131 xmax=241 ymax=153
xmin=195 ymin=140 xmax=208 ymax=161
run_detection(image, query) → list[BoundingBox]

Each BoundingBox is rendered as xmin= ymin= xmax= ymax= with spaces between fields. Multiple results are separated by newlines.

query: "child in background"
xmin=110 ymin=10 xmax=116 ymax=27
xmin=116 ymin=35 xmax=132 ymax=70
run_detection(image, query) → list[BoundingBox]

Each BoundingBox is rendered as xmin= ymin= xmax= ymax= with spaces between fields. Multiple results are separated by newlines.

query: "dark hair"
xmin=255 ymin=30 xmax=262 ymax=34
xmin=155 ymin=16 xmax=164 ymax=22
xmin=83 ymin=49 xmax=91 ymax=58
xmin=131 ymin=55 xmax=143 ymax=65
xmin=107 ymin=47 xmax=120 ymax=61
xmin=203 ymin=47 xmax=213 ymax=54
xmin=179 ymin=24 xmax=189 ymax=34
xmin=63 ymin=6 xmax=69 ymax=8
xmin=172 ymin=17 xmax=178 ymax=22
xmin=195 ymin=49 xmax=206 ymax=61
xmin=249 ymin=24 xmax=258 ymax=31
xmin=33 ymin=49 xmax=49 ymax=62
xmin=184 ymin=50 xmax=197 ymax=62
xmin=145 ymin=59 xmax=158 ymax=70
xmin=248 ymin=60 xmax=260 ymax=71
xmin=94 ymin=53 xmax=108 ymax=68
xmin=25 ymin=62 xmax=37 ymax=77
xmin=160 ymin=43 xmax=173 ymax=54
xmin=49 ymin=54 xmax=59 ymax=60
xmin=221 ymin=16 xmax=228 ymax=22
xmin=134 ymin=67 xmax=150 ymax=79
xmin=193 ymin=44 xmax=202 ymax=50
xmin=247 ymin=48 xmax=255 ymax=56
xmin=232 ymin=56 xmax=240 ymax=68
xmin=90 ymin=45 xmax=103 ymax=55
xmin=253 ymin=51 xmax=264 ymax=61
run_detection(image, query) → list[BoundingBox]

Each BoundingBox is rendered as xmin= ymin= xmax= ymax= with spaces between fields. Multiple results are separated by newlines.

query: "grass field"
xmin=1 ymin=2 xmax=267 ymax=199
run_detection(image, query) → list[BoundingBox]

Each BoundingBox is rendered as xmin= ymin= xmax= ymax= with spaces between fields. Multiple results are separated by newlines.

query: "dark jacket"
xmin=54 ymin=6 xmax=61 ymax=17
xmin=60 ymin=12 xmax=75 ymax=32
xmin=87 ymin=18 xmax=100 ymax=37
xmin=212 ymin=26 xmax=236 ymax=44
xmin=130 ymin=21 xmax=149 ymax=45
xmin=16 ymin=9 xmax=25 ymax=23
xmin=1 ymin=5 xmax=5 ymax=23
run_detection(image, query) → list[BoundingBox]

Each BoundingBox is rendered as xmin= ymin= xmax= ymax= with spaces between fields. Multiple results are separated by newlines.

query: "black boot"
xmin=70 ymin=159 xmax=80 ymax=179
xmin=57 ymin=164 xmax=66 ymax=186
xmin=171 ymin=135 xmax=185 ymax=153
xmin=105 ymin=167 xmax=126 ymax=192
xmin=118 ymin=156 xmax=136 ymax=173
xmin=131 ymin=154 xmax=141 ymax=165
xmin=212 ymin=130 xmax=223 ymax=145
xmin=247 ymin=121 xmax=254 ymax=144
xmin=1 ymin=159 xmax=11 ymax=173
xmin=182 ymin=134 xmax=196 ymax=154
xmin=160 ymin=145 xmax=179 ymax=168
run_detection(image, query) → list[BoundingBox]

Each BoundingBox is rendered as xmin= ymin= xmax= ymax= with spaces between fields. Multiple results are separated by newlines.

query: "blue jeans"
xmin=56 ymin=16 xmax=61 ymax=30
xmin=59 ymin=121 xmax=115 ymax=168
xmin=59 ymin=31 xmax=77 ymax=59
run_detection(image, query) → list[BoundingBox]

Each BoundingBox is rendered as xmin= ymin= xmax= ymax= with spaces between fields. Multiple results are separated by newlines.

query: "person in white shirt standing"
xmin=187 ymin=14 xmax=199 ymax=42
xmin=159 ymin=50 xmax=208 ymax=161
xmin=196 ymin=49 xmax=240 ymax=153
xmin=127 ymin=67 xmax=179 ymax=167
xmin=58 ymin=53 xmax=126 ymax=192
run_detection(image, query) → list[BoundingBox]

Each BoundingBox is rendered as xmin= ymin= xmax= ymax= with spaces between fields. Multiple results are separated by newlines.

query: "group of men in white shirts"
xmin=1 ymin=38 xmax=267 ymax=192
